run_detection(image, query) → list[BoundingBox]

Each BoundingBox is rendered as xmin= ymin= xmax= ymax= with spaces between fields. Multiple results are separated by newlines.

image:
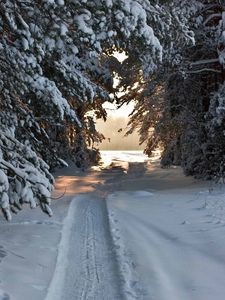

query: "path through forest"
xmin=1 ymin=151 xmax=225 ymax=300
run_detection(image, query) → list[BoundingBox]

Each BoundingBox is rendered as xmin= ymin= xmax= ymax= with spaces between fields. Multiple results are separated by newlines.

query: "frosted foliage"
xmin=0 ymin=0 xmax=196 ymax=219
xmin=123 ymin=1 xmax=225 ymax=178
xmin=75 ymin=14 xmax=94 ymax=35
xmin=0 ymin=126 xmax=54 ymax=220
xmin=218 ymin=12 xmax=225 ymax=66
xmin=209 ymin=85 xmax=225 ymax=127
xmin=114 ymin=0 xmax=162 ymax=60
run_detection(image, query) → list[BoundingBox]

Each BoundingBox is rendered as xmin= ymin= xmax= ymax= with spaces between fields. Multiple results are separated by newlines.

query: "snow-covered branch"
xmin=203 ymin=13 xmax=222 ymax=26
xmin=187 ymin=68 xmax=221 ymax=74
xmin=190 ymin=58 xmax=219 ymax=66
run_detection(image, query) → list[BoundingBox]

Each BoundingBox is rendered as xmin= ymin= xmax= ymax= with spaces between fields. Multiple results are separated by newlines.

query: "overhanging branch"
xmin=187 ymin=68 xmax=221 ymax=74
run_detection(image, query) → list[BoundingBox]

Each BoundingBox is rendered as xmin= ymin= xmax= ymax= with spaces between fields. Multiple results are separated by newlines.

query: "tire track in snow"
xmin=46 ymin=194 xmax=123 ymax=300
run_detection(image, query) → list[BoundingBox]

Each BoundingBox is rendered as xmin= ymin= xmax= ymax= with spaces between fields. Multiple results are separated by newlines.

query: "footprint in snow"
xmin=181 ymin=220 xmax=190 ymax=225
xmin=0 ymin=246 xmax=7 ymax=260
xmin=130 ymin=280 xmax=138 ymax=287
xmin=0 ymin=290 xmax=10 ymax=300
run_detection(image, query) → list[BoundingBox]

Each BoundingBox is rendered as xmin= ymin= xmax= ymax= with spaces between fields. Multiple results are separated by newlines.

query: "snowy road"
xmin=105 ymin=153 xmax=225 ymax=300
xmin=1 ymin=151 xmax=225 ymax=300
xmin=108 ymin=191 xmax=225 ymax=300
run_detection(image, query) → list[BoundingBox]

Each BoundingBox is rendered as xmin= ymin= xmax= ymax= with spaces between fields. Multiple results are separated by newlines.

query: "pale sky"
xmin=114 ymin=51 xmax=128 ymax=63
xmin=102 ymin=101 xmax=134 ymax=117
xmin=95 ymin=51 xmax=143 ymax=150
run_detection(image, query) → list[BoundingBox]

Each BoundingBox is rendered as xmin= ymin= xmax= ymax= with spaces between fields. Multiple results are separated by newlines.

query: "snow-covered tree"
xmin=113 ymin=1 xmax=200 ymax=157
xmin=1 ymin=0 xmax=195 ymax=219
xmin=127 ymin=1 xmax=225 ymax=179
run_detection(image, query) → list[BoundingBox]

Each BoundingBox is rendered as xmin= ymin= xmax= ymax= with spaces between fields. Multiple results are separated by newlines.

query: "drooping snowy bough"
xmin=0 ymin=128 xmax=54 ymax=220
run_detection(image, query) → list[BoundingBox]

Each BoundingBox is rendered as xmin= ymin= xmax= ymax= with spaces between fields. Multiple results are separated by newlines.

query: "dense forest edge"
xmin=0 ymin=0 xmax=225 ymax=219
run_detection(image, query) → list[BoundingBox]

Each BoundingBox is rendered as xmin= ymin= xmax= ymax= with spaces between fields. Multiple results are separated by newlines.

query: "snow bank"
xmin=44 ymin=198 xmax=77 ymax=300
xmin=107 ymin=194 xmax=145 ymax=299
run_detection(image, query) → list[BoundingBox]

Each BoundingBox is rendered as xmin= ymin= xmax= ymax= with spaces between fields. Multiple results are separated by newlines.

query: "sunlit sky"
xmin=105 ymin=51 xmax=132 ymax=117
xmin=114 ymin=51 xmax=128 ymax=63
xmin=102 ymin=101 xmax=134 ymax=117
xmin=95 ymin=51 xmax=143 ymax=150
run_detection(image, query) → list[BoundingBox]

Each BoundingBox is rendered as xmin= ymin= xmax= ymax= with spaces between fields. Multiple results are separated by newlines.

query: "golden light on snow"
xmin=54 ymin=175 xmax=103 ymax=195
xmin=54 ymin=151 xmax=162 ymax=196
xmin=94 ymin=150 xmax=158 ymax=170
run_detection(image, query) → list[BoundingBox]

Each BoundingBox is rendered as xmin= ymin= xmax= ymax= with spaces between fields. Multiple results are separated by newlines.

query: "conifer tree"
xmin=1 ymin=0 xmax=192 ymax=219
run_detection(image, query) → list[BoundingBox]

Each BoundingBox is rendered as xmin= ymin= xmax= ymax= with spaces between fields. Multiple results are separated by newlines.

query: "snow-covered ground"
xmin=1 ymin=151 xmax=225 ymax=299
xmin=106 ymin=152 xmax=225 ymax=300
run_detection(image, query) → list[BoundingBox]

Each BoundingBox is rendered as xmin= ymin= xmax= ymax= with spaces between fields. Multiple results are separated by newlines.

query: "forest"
xmin=0 ymin=0 xmax=225 ymax=219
